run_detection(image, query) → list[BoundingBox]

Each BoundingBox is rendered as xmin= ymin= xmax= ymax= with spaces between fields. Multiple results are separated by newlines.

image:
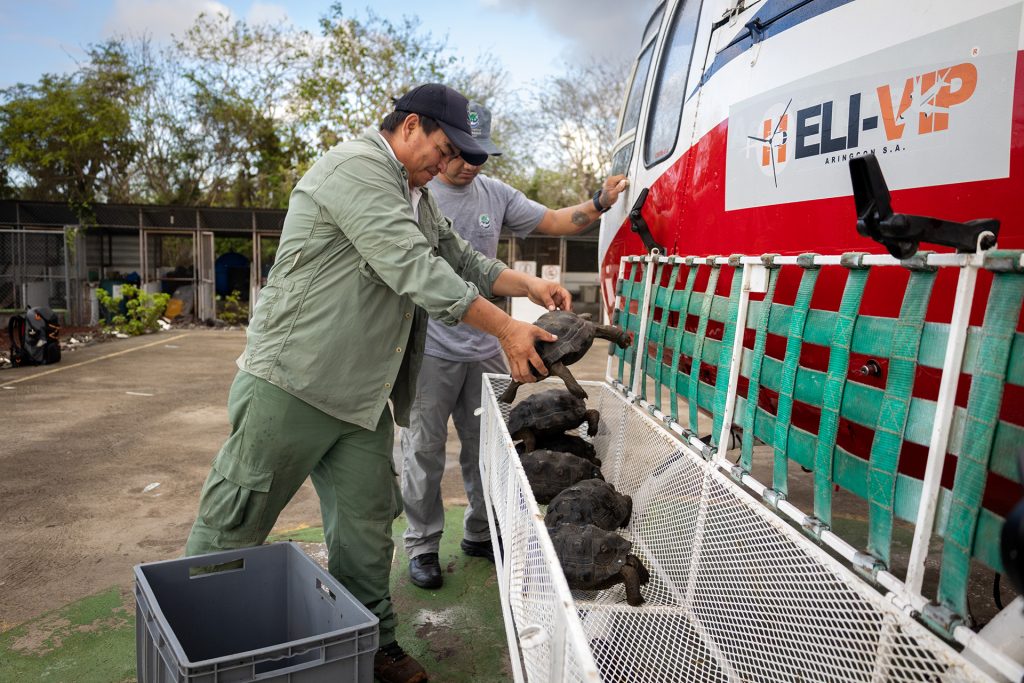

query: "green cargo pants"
xmin=185 ymin=370 xmax=403 ymax=645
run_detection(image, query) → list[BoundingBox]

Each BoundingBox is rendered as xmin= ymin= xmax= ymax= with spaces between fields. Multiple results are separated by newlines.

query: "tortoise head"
xmin=588 ymin=526 xmax=633 ymax=573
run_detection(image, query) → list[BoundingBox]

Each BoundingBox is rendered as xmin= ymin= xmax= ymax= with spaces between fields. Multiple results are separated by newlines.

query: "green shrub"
xmin=95 ymin=284 xmax=170 ymax=336
xmin=217 ymin=290 xmax=249 ymax=325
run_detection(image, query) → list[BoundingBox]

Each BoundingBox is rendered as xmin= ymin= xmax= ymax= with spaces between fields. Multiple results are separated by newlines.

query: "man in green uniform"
xmin=184 ymin=83 xmax=569 ymax=683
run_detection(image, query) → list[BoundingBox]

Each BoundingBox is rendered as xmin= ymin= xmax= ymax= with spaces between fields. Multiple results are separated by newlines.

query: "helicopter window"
xmin=642 ymin=3 xmax=665 ymax=45
xmin=644 ymin=0 xmax=703 ymax=166
xmin=620 ymin=43 xmax=655 ymax=137
xmin=610 ymin=143 xmax=634 ymax=176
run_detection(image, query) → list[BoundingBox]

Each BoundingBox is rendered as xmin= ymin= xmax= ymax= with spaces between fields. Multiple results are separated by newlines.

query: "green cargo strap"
xmin=612 ymin=274 xmax=630 ymax=384
xmin=866 ymin=259 xmax=937 ymax=567
xmin=669 ymin=261 xmax=699 ymax=423
xmin=772 ymin=255 xmax=820 ymax=496
xmin=688 ymin=260 xmax=722 ymax=432
xmin=639 ymin=260 xmax=667 ymax=401
xmin=712 ymin=260 xmax=746 ymax=446
xmin=740 ymin=256 xmax=781 ymax=470
xmin=813 ymin=255 xmax=870 ymax=525
xmin=650 ymin=261 xmax=682 ymax=412
xmin=618 ymin=260 xmax=647 ymax=388
xmin=938 ymin=265 xmax=1024 ymax=618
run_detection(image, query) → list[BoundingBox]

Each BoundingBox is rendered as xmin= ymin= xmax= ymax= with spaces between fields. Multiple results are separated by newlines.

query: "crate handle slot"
xmin=316 ymin=577 xmax=337 ymax=601
xmin=252 ymin=649 xmax=326 ymax=680
xmin=187 ymin=557 xmax=245 ymax=578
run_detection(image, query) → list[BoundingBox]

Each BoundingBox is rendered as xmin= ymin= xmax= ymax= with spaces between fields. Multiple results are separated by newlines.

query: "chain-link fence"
xmin=0 ymin=228 xmax=70 ymax=318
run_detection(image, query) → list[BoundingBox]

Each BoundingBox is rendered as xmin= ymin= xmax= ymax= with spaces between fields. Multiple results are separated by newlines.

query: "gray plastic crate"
xmin=135 ymin=542 xmax=378 ymax=682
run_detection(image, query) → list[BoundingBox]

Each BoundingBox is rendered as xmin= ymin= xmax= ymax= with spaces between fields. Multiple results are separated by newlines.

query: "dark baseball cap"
xmin=394 ymin=83 xmax=489 ymax=165
xmin=468 ymin=101 xmax=502 ymax=157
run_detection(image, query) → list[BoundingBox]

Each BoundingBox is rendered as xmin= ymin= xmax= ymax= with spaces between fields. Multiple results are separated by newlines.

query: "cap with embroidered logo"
xmin=394 ymin=83 xmax=489 ymax=165
xmin=467 ymin=101 xmax=502 ymax=157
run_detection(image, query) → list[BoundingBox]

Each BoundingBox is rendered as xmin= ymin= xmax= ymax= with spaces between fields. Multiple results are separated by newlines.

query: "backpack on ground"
xmin=8 ymin=307 xmax=61 ymax=367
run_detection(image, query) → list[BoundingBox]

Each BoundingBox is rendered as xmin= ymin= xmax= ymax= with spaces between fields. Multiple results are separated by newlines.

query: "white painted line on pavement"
xmin=0 ymin=333 xmax=191 ymax=387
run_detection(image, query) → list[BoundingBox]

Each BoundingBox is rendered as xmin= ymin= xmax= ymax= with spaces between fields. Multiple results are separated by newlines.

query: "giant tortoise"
xmin=499 ymin=311 xmax=632 ymax=402
xmin=544 ymin=479 xmax=632 ymax=531
xmin=548 ymin=523 xmax=650 ymax=606
xmin=520 ymin=449 xmax=603 ymax=505
xmin=507 ymin=389 xmax=600 ymax=453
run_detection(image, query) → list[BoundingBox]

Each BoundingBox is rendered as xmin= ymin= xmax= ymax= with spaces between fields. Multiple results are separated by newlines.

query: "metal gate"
xmin=0 ymin=228 xmax=70 ymax=317
xmin=197 ymin=231 xmax=214 ymax=321
xmin=252 ymin=233 xmax=279 ymax=304
xmin=139 ymin=229 xmax=215 ymax=321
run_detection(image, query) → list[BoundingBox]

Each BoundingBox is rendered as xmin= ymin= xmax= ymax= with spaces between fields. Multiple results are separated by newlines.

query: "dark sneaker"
xmin=409 ymin=553 xmax=442 ymax=589
xmin=374 ymin=642 xmax=428 ymax=683
xmin=460 ymin=538 xmax=494 ymax=562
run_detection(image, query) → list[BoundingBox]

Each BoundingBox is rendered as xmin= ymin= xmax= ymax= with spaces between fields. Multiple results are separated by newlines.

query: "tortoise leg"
xmin=583 ymin=409 xmax=600 ymax=436
xmin=521 ymin=429 xmax=537 ymax=453
xmin=549 ymin=361 xmax=588 ymax=399
xmin=632 ymin=555 xmax=651 ymax=585
xmin=499 ymin=380 xmax=522 ymax=403
xmin=620 ymin=564 xmax=645 ymax=606
xmin=593 ymin=323 xmax=633 ymax=348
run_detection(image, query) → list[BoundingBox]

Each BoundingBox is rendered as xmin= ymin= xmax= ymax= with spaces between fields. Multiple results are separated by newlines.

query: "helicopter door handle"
xmin=629 ymin=188 xmax=666 ymax=254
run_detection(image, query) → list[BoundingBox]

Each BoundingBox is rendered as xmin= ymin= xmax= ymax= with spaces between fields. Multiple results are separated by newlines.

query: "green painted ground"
xmin=0 ymin=506 xmax=510 ymax=683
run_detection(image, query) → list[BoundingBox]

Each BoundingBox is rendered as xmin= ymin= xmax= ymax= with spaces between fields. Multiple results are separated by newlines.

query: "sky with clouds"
xmin=0 ymin=0 xmax=659 ymax=92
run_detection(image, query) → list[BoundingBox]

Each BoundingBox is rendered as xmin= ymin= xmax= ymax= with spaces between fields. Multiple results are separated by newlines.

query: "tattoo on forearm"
xmin=572 ymin=210 xmax=590 ymax=226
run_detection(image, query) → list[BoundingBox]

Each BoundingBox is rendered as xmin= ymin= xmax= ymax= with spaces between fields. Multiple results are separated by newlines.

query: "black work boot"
xmin=408 ymin=552 xmax=442 ymax=589
xmin=374 ymin=642 xmax=428 ymax=683
xmin=460 ymin=538 xmax=495 ymax=563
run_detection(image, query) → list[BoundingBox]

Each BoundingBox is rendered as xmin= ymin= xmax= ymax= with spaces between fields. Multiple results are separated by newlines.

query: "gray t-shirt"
xmin=425 ymin=173 xmax=546 ymax=362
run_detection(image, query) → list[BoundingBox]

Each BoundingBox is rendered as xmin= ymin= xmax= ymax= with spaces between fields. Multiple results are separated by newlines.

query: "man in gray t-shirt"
xmin=401 ymin=101 xmax=628 ymax=589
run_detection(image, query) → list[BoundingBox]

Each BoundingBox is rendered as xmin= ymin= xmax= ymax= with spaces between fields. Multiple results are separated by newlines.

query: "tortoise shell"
xmin=545 ymin=479 xmax=632 ymax=531
xmin=516 ymin=433 xmax=598 ymax=465
xmin=548 ymin=523 xmax=650 ymax=606
xmin=533 ymin=310 xmax=596 ymax=367
xmin=520 ymin=449 xmax=603 ymax=505
xmin=498 ymin=312 xmax=632 ymax=403
xmin=507 ymin=389 xmax=596 ymax=439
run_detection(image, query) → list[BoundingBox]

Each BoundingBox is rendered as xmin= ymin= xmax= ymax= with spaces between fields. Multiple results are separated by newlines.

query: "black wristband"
xmin=592 ymin=190 xmax=607 ymax=213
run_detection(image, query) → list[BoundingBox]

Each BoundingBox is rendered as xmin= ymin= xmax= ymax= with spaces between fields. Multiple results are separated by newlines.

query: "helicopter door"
xmin=600 ymin=5 xmax=663 ymax=261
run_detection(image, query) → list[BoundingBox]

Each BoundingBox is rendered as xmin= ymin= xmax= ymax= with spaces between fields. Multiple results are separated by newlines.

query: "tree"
xmin=0 ymin=6 xmax=629 ymax=217
xmin=294 ymin=4 xmax=455 ymax=150
xmin=121 ymin=36 xmax=211 ymax=206
xmin=525 ymin=58 xmax=629 ymax=208
xmin=440 ymin=55 xmax=537 ymax=188
xmin=0 ymin=40 xmax=146 ymax=219
xmin=173 ymin=12 xmax=314 ymax=208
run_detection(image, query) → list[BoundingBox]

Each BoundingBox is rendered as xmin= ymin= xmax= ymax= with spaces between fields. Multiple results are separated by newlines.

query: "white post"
xmin=630 ymin=252 xmax=660 ymax=397
xmin=904 ymin=253 xmax=978 ymax=597
xmin=715 ymin=263 xmax=758 ymax=457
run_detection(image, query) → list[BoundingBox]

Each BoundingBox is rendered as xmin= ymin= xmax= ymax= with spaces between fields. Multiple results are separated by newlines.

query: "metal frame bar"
xmin=904 ymin=252 xmax=979 ymax=595
xmin=714 ymin=262 xmax=753 ymax=458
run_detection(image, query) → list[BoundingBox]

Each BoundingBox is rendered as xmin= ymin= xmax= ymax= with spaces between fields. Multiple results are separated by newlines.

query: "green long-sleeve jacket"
xmin=238 ymin=130 xmax=508 ymax=430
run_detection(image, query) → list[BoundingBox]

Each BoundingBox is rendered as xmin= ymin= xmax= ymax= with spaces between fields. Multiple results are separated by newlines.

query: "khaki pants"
xmin=186 ymin=371 xmax=403 ymax=645
xmin=400 ymin=353 xmax=506 ymax=558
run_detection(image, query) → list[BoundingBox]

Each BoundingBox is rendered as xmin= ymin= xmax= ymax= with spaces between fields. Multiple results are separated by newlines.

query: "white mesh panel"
xmin=481 ymin=377 xmax=994 ymax=683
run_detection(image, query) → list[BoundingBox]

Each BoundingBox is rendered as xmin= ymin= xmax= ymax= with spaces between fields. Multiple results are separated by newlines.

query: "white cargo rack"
xmin=480 ymin=248 xmax=1024 ymax=683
